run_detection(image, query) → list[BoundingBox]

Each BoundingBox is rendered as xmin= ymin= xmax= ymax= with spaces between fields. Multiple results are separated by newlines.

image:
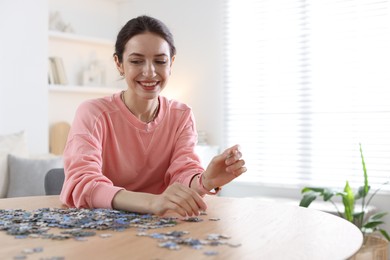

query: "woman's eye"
xmin=155 ymin=60 xmax=168 ymax=65
xmin=130 ymin=60 xmax=143 ymax=64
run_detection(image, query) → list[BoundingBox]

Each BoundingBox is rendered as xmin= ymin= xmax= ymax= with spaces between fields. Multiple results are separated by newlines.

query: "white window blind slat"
xmin=224 ymin=0 xmax=390 ymax=191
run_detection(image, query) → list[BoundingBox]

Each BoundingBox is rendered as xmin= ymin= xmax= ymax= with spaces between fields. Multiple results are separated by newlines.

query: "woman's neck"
xmin=121 ymin=91 xmax=159 ymax=123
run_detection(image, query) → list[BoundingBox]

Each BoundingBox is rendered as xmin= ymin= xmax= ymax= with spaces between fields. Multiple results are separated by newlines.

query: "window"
xmin=224 ymin=0 xmax=390 ymax=191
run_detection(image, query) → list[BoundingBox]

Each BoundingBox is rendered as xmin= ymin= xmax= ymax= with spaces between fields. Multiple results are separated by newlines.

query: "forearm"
xmin=112 ymin=190 xmax=155 ymax=214
xmin=190 ymin=172 xmax=220 ymax=196
xmin=190 ymin=144 xmax=246 ymax=196
xmin=190 ymin=173 xmax=204 ymax=195
xmin=113 ymin=183 xmax=207 ymax=217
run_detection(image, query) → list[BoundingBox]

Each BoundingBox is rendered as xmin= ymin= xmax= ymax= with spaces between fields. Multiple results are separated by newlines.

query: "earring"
xmin=120 ymin=72 xmax=124 ymax=77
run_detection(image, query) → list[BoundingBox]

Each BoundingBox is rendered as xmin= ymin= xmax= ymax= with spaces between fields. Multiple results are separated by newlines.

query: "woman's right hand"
xmin=112 ymin=183 xmax=207 ymax=217
xmin=150 ymin=183 xmax=207 ymax=217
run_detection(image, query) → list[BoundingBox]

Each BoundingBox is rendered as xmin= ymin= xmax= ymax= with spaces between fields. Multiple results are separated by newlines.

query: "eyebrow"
xmin=128 ymin=53 xmax=169 ymax=58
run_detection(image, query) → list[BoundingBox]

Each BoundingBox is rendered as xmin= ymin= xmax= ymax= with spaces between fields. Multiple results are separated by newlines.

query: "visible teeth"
xmin=141 ymin=82 xmax=157 ymax=87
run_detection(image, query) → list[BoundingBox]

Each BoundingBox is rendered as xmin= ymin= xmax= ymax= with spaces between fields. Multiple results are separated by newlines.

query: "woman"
xmin=60 ymin=15 xmax=246 ymax=217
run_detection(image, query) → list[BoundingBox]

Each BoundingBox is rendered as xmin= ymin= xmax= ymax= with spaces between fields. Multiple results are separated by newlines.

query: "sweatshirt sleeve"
xmin=59 ymin=101 xmax=123 ymax=209
xmin=164 ymin=108 xmax=205 ymax=187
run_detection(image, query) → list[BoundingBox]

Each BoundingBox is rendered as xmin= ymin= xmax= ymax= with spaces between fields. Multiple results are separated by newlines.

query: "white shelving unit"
xmin=48 ymin=29 xmax=125 ymax=126
xmin=48 ymin=30 xmax=114 ymax=47
xmin=49 ymin=84 xmax=121 ymax=95
xmin=48 ymin=30 xmax=121 ymax=91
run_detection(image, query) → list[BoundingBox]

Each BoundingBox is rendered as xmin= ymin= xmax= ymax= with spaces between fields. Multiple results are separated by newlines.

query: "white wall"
xmin=118 ymin=0 xmax=225 ymax=147
xmin=49 ymin=0 xmax=119 ymax=39
xmin=0 ymin=0 xmax=49 ymax=154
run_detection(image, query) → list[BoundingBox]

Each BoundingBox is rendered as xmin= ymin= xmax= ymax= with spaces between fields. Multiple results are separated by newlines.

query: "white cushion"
xmin=0 ymin=131 xmax=29 ymax=197
xmin=6 ymin=154 xmax=63 ymax=198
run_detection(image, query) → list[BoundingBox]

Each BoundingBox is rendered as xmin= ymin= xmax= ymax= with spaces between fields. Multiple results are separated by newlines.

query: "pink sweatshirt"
xmin=60 ymin=92 xmax=204 ymax=209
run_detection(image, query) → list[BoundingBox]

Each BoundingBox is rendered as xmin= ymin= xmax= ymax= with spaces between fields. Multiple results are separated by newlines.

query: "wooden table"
xmin=0 ymin=195 xmax=362 ymax=260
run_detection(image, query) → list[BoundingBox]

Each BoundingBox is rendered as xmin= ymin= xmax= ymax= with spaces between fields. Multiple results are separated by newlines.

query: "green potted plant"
xmin=299 ymin=144 xmax=389 ymax=259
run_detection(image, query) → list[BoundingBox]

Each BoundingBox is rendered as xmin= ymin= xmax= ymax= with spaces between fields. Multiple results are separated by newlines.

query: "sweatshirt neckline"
xmin=114 ymin=92 xmax=164 ymax=132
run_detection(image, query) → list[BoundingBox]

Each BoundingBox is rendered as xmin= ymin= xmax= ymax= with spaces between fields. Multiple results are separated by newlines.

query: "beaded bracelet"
xmin=198 ymin=174 xmax=221 ymax=195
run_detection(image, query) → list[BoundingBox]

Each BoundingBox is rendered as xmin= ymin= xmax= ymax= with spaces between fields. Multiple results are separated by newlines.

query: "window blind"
xmin=224 ymin=0 xmax=390 ymax=191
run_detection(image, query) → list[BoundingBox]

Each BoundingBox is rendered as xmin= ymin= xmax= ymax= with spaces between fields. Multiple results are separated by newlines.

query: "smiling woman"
xmin=59 ymin=15 xmax=247 ymax=218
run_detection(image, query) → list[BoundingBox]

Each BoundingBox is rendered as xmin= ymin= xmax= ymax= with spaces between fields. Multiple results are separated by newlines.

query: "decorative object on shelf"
xmin=82 ymin=61 xmax=105 ymax=87
xmin=49 ymin=11 xmax=74 ymax=33
xmin=48 ymin=57 xmax=67 ymax=85
xmin=299 ymin=144 xmax=389 ymax=260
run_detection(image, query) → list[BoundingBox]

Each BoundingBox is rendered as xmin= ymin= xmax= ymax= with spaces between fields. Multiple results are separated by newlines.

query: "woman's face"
xmin=116 ymin=32 xmax=174 ymax=101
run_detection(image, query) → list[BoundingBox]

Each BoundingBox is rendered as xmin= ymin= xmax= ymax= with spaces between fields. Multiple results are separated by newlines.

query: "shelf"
xmin=48 ymin=30 xmax=114 ymax=47
xmin=49 ymin=84 xmax=123 ymax=94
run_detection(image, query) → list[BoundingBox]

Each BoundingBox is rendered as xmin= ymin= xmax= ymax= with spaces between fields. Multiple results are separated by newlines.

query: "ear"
xmin=169 ymin=55 xmax=175 ymax=75
xmin=114 ymin=54 xmax=124 ymax=75
xmin=170 ymin=55 xmax=176 ymax=67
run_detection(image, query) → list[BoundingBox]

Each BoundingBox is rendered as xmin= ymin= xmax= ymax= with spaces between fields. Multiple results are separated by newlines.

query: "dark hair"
xmin=114 ymin=15 xmax=176 ymax=63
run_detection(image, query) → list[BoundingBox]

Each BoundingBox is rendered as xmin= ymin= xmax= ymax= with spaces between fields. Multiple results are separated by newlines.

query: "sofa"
xmin=0 ymin=131 xmax=63 ymax=198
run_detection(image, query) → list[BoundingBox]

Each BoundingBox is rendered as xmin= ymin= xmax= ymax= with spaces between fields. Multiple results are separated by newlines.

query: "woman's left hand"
xmin=201 ymin=144 xmax=247 ymax=191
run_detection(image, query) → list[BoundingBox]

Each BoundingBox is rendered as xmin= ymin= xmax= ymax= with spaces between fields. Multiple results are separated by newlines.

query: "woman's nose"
xmin=142 ymin=62 xmax=156 ymax=77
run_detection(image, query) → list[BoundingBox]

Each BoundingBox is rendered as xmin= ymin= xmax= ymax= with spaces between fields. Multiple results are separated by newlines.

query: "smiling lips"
xmin=138 ymin=81 xmax=159 ymax=91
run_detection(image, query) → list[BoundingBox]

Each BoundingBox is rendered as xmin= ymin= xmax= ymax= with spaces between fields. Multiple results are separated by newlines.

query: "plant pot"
xmin=349 ymin=235 xmax=388 ymax=260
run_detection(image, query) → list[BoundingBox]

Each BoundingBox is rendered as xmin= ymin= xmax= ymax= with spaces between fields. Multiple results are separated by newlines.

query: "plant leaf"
xmin=299 ymin=192 xmax=317 ymax=207
xmin=356 ymin=186 xmax=370 ymax=200
xmin=353 ymin=211 xmax=365 ymax=228
xmin=342 ymin=181 xmax=355 ymax=222
xmin=363 ymin=220 xmax=384 ymax=229
xmin=359 ymin=143 xmax=369 ymax=196
xmin=301 ymin=187 xmax=325 ymax=194
xmin=369 ymin=212 xmax=388 ymax=220
xmin=336 ymin=191 xmax=347 ymax=197
xmin=379 ymin=229 xmax=390 ymax=241
xmin=353 ymin=211 xmax=364 ymax=218
xmin=322 ymin=188 xmax=335 ymax=201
